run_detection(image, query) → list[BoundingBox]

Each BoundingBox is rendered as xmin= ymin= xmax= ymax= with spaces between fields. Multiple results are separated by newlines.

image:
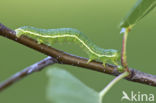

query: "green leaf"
xmin=120 ymin=0 xmax=156 ymax=28
xmin=46 ymin=68 xmax=100 ymax=103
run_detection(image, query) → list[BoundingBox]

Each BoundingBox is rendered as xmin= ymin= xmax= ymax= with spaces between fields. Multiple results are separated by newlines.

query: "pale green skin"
xmin=15 ymin=26 xmax=120 ymax=66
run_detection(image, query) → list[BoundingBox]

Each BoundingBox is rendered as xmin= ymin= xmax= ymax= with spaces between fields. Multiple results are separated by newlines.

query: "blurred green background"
xmin=0 ymin=0 xmax=156 ymax=103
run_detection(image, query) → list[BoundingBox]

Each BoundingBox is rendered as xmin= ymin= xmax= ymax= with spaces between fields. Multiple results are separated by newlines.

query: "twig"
xmin=0 ymin=23 xmax=156 ymax=91
xmin=0 ymin=56 xmax=57 ymax=92
xmin=99 ymin=72 xmax=129 ymax=103
xmin=121 ymin=28 xmax=129 ymax=69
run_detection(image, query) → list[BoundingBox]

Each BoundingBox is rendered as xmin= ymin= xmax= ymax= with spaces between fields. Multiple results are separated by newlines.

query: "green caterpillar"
xmin=15 ymin=26 xmax=120 ymax=66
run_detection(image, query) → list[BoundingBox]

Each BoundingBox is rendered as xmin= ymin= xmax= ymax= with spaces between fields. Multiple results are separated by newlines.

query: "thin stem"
xmin=121 ymin=28 xmax=129 ymax=71
xmin=0 ymin=56 xmax=57 ymax=92
xmin=99 ymin=72 xmax=129 ymax=103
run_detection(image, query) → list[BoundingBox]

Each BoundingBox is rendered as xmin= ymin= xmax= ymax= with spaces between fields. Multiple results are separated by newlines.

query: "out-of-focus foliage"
xmin=120 ymin=0 xmax=156 ymax=28
xmin=46 ymin=68 xmax=100 ymax=103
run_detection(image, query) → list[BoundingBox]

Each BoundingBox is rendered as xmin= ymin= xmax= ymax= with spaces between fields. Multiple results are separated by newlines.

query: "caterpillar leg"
xmin=37 ymin=38 xmax=44 ymax=44
xmin=87 ymin=55 xmax=96 ymax=64
xmin=102 ymin=58 xmax=107 ymax=67
xmin=87 ymin=58 xmax=93 ymax=64
xmin=112 ymin=60 xmax=118 ymax=66
xmin=15 ymin=29 xmax=23 ymax=37
xmin=111 ymin=58 xmax=124 ymax=71
xmin=102 ymin=62 xmax=106 ymax=68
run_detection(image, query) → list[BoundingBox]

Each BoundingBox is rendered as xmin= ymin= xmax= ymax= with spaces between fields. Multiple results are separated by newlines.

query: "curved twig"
xmin=0 ymin=56 xmax=57 ymax=92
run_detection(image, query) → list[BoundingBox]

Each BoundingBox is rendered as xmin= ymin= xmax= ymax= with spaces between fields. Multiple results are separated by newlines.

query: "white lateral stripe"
xmin=16 ymin=29 xmax=116 ymax=57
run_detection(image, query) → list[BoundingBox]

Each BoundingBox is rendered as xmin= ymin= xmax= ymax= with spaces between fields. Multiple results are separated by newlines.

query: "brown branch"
xmin=0 ymin=56 xmax=57 ymax=92
xmin=0 ymin=23 xmax=156 ymax=90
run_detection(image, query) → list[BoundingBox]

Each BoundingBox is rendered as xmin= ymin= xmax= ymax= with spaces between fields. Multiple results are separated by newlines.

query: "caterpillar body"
xmin=15 ymin=26 xmax=120 ymax=66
